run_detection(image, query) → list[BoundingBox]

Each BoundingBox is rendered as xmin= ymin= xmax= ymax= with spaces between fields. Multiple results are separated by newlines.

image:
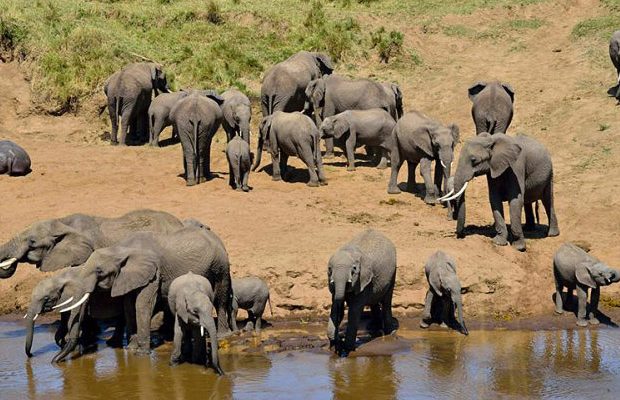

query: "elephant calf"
xmin=420 ymin=251 xmax=468 ymax=335
xmin=148 ymin=91 xmax=188 ymax=146
xmin=554 ymin=243 xmax=620 ymax=327
xmin=221 ymin=88 xmax=252 ymax=143
xmin=226 ymin=135 xmax=251 ymax=192
xmin=0 ymin=140 xmax=31 ymax=176
xmin=168 ymin=272 xmax=224 ymax=375
xmin=320 ymin=109 xmax=396 ymax=171
xmin=327 ymin=229 xmax=397 ymax=356
xmin=468 ymin=81 xmax=514 ymax=135
xmin=232 ymin=276 xmax=272 ymax=331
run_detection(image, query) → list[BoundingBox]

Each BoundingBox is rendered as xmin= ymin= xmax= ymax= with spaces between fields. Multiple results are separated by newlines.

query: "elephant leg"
xmin=191 ymin=325 xmax=206 ymax=364
xmin=328 ymin=302 xmax=345 ymax=346
xmin=279 ymin=153 xmax=289 ymax=181
xmin=381 ymin=285 xmax=395 ymax=335
xmin=124 ymin=294 xmax=138 ymax=349
xmin=554 ymin=273 xmax=564 ymax=314
xmin=324 ymin=137 xmax=335 ymax=158
xmin=134 ymin=280 xmax=158 ymax=354
xmin=376 ymin=148 xmax=389 ymax=170
xmin=271 ymin=151 xmax=282 ymax=181
xmin=576 ymin=285 xmax=589 ymax=327
xmin=543 ymin=181 xmax=560 ymax=237
xmin=254 ymin=310 xmax=262 ymax=331
xmin=169 ymin=316 xmax=184 ymax=366
xmin=343 ymin=304 xmax=362 ymax=354
xmin=387 ymin=148 xmax=403 ymax=194
xmin=301 ymin=149 xmax=320 ymax=187
xmin=489 ymin=189 xmax=509 ymax=246
xmin=345 ymin=135 xmax=356 ymax=171
xmin=440 ymin=298 xmax=451 ymax=328
xmin=245 ymin=310 xmax=255 ymax=331
xmin=524 ymin=202 xmax=536 ymax=231
xmin=433 ymin=159 xmax=443 ymax=195
xmin=106 ymin=316 xmax=125 ymax=348
xmin=213 ymin=280 xmax=233 ymax=335
xmin=184 ymin=144 xmax=197 ymax=186
xmin=406 ymin=161 xmax=417 ymax=193
xmin=242 ymin=168 xmax=250 ymax=191
xmin=107 ymin=99 xmax=119 ymax=145
xmin=55 ymin=312 xmax=69 ymax=347
xmin=228 ymin=159 xmax=235 ymax=188
xmin=589 ymin=287 xmax=600 ymax=325
xmin=420 ymin=290 xmax=434 ymax=328
xmin=136 ymin=112 xmax=149 ymax=144
xmin=420 ymin=158 xmax=438 ymax=204
xmin=509 ymin=196 xmax=525 ymax=251
xmin=231 ymin=299 xmax=239 ymax=332
xmin=119 ymin=107 xmax=134 ymax=146
xmin=316 ymin=150 xmax=327 ymax=185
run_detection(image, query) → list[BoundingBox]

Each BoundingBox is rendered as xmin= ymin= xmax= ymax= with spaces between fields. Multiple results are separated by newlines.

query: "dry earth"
xmin=1 ymin=0 xmax=619 ymax=326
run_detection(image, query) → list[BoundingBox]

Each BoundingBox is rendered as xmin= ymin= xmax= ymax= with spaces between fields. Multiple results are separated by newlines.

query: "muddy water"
xmin=1 ymin=321 xmax=619 ymax=399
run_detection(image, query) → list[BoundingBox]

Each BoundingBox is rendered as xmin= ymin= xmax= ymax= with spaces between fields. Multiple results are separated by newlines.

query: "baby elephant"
xmin=0 ymin=140 xmax=31 ymax=176
xmin=232 ymin=276 xmax=272 ymax=331
xmin=168 ymin=272 xmax=224 ymax=375
xmin=226 ymin=135 xmax=251 ymax=191
xmin=553 ymin=242 xmax=620 ymax=327
xmin=420 ymin=251 xmax=468 ymax=335
xmin=327 ymin=229 xmax=397 ymax=357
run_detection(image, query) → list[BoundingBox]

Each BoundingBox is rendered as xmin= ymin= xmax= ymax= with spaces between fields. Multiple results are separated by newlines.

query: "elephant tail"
xmin=487 ymin=119 xmax=497 ymax=134
xmin=193 ymin=120 xmax=200 ymax=181
xmin=313 ymin=130 xmax=321 ymax=165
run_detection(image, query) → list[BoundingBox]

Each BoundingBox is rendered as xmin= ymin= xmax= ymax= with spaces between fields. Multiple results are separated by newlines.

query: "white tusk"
xmin=617 ymin=72 xmax=620 ymax=84
xmin=347 ymin=279 xmax=352 ymax=283
xmin=440 ymin=160 xmax=447 ymax=169
xmin=0 ymin=258 xmax=17 ymax=269
xmin=33 ymin=314 xmax=38 ymax=321
xmin=52 ymin=296 xmax=74 ymax=309
xmin=23 ymin=314 xmax=27 ymax=319
xmin=200 ymin=326 xmax=205 ymax=337
xmin=441 ymin=181 xmax=468 ymax=202
xmin=437 ymin=189 xmax=454 ymax=201
xmin=58 ymin=293 xmax=90 ymax=313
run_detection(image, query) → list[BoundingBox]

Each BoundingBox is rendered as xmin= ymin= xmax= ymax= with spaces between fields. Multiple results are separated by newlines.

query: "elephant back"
xmin=348 ymin=229 xmax=397 ymax=279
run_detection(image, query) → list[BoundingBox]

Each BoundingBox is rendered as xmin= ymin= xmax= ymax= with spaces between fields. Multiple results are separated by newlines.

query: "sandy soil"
xmin=1 ymin=0 xmax=619 ymax=326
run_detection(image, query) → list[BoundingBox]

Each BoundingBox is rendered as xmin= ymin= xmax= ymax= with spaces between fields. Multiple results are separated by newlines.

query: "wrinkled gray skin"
xmin=420 ymin=251 xmax=468 ymax=335
xmin=147 ymin=91 xmax=188 ymax=146
xmin=226 ymin=135 xmax=251 ymax=191
xmin=261 ymin=51 xmax=333 ymax=118
xmin=0 ymin=209 xmax=183 ymax=279
xmin=104 ymin=62 xmax=170 ymax=145
xmin=252 ymin=111 xmax=327 ymax=187
xmin=468 ymin=81 xmax=514 ymax=135
xmin=320 ymin=109 xmax=396 ymax=171
xmin=609 ymin=31 xmax=620 ymax=99
xmin=182 ymin=218 xmax=211 ymax=231
xmin=0 ymin=140 xmax=31 ymax=176
xmin=221 ymin=88 xmax=252 ymax=143
xmin=232 ymin=276 xmax=272 ymax=332
xmin=387 ymin=111 xmax=460 ymax=209
xmin=553 ymin=243 xmax=620 ymax=327
xmin=170 ymin=91 xmax=224 ymax=186
xmin=168 ymin=272 xmax=223 ymax=375
xmin=449 ymin=133 xmax=559 ymax=251
xmin=50 ymin=227 xmax=233 ymax=363
xmin=24 ymin=266 xmax=124 ymax=357
xmin=380 ymin=82 xmax=404 ymax=120
xmin=327 ymin=229 xmax=397 ymax=357
xmin=305 ymin=75 xmax=401 ymax=157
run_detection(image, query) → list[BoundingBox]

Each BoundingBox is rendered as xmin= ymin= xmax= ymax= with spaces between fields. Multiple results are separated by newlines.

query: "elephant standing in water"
xmin=170 ymin=91 xmax=224 ymax=186
xmin=148 ymin=91 xmax=188 ymax=146
xmin=0 ymin=140 xmax=31 ymax=176
xmin=554 ymin=243 xmax=620 ymax=326
xmin=441 ymin=133 xmax=559 ymax=251
xmin=420 ymin=251 xmax=468 ymax=335
xmin=609 ymin=30 xmax=620 ymax=100
xmin=51 ymin=226 xmax=233 ymax=362
xmin=327 ymin=229 xmax=397 ymax=356
xmin=468 ymin=81 xmax=514 ymax=135
xmin=221 ymin=88 xmax=252 ymax=143
xmin=104 ymin=62 xmax=170 ymax=145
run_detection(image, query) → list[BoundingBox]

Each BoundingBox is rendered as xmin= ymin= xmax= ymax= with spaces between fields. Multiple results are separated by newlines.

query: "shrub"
xmin=370 ymin=27 xmax=404 ymax=63
xmin=206 ymin=1 xmax=224 ymax=25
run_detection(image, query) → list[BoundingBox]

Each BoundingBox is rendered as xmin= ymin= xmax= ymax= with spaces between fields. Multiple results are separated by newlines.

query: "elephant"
xmin=225 ymin=135 xmax=251 ymax=191
xmin=553 ymin=242 xmax=620 ymax=326
xmin=327 ymin=229 xmax=397 ymax=356
xmin=260 ymin=51 xmax=333 ymax=117
xmin=168 ymin=272 xmax=224 ymax=375
xmin=170 ymin=91 xmax=224 ymax=186
xmin=251 ymin=111 xmax=327 ymax=187
xmin=420 ymin=251 xmax=468 ymax=335
xmin=50 ymin=226 xmax=233 ymax=362
xmin=104 ymin=62 xmax=170 ymax=145
xmin=468 ymin=81 xmax=514 ymax=135
xmin=147 ymin=91 xmax=188 ymax=147
xmin=381 ymin=82 xmax=404 ymax=120
xmin=440 ymin=133 xmax=559 ymax=251
xmin=0 ymin=140 xmax=31 ymax=176
xmin=387 ymin=111 xmax=460 ymax=207
xmin=221 ymin=88 xmax=252 ymax=143
xmin=231 ymin=276 xmax=272 ymax=332
xmin=304 ymin=75 xmax=401 ymax=157
xmin=609 ymin=30 xmax=620 ymax=100
xmin=0 ymin=209 xmax=183 ymax=279
xmin=319 ymin=108 xmax=396 ymax=171
xmin=24 ymin=266 xmax=124 ymax=357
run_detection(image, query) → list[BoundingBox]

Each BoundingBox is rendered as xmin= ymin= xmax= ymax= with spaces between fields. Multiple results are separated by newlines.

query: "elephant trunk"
xmin=239 ymin=118 xmax=251 ymax=144
xmin=24 ymin=305 xmax=41 ymax=357
xmin=610 ymin=268 xmax=620 ymax=283
xmin=251 ymin=135 xmax=264 ymax=171
xmin=201 ymin=313 xmax=224 ymax=375
xmin=0 ymin=237 xmax=23 ymax=279
xmin=452 ymin=292 xmax=468 ymax=336
xmin=450 ymin=165 xmax=473 ymax=237
xmin=52 ymin=303 xmax=86 ymax=363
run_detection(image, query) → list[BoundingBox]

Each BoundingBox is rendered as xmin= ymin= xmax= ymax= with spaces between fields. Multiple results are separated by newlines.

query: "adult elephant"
xmin=0 ymin=209 xmax=183 ymax=279
xmin=221 ymin=88 xmax=252 ymax=143
xmin=468 ymin=81 xmax=514 ymax=135
xmin=609 ymin=30 xmax=620 ymax=100
xmin=104 ymin=62 xmax=170 ymax=146
xmin=170 ymin=91 xmax=224 ymax=186
xmin=304 ymin=75 xmax=399 ymax=157
xmin=260 ymin=51 xmax=333 ymax=117
xmin=51 ymin=226 xmax=233 ymax=362
xmin=440 ymin=133 xmax=559 ymax=251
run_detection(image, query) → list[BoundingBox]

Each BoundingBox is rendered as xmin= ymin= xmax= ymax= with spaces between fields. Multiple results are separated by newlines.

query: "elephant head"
xmin=0 ymin=219 xmax=95 ymax=279
xmin=328 ymin=247 xmax=371 ymax=304
xmin=252 ymin=115 xmax=275 ymax=171
xmin=383 ymin=82 xmax=403 ymax=120
xmin=311 ymin=52 xmax=334 ymax=76
xmin=413 ymin=121 xmax=460 ymax=194
xmin=319 ymin=114 xmax=348 ymax=141
xmin=440 ymin=133 xmax=521 ymax=236
xmin=149 ymin=63 xmax=170 ymax=95
xmin=426 ymin=251 xmax=468 ymax=335
xmin=468 ymin=81 xmax=514 ymax=104
xmin=304 ymin=78 xmax=326 ymax=125
xmin=575 ymin=260 xmax=620 ymax=289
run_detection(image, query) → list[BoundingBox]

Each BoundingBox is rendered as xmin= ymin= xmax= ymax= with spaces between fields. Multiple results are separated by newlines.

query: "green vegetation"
xmin=571 ymin=0 xmax=620 ymax=41
xmin=370 ymin=27 xmax=404 ymax=63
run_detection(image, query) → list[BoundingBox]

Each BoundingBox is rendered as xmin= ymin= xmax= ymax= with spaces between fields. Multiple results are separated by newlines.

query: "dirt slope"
xmin=1 ymin=0 xmax=619 ymax=323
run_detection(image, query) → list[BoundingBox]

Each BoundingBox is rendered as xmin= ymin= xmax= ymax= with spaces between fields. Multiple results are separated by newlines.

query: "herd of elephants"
xmin=2 ymin=29 xmax=620 ymax=376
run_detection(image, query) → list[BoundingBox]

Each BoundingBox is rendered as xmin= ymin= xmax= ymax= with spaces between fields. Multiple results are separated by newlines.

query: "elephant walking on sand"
xmin=327 ymin=229 xmax=397 ymax=356
xmin=252 ymin=111 xmax=327 ymax=187
xmin=148 ymin=91 xmax=188 ymax=146
xmin=221 ymin=88 xmax=252 ymax=143
xmin=468 ymin=81 xmax=514 ymax=135
xmin=441 ymin=133 xmax=559 ymax=251
xmin=232 ymin=276 xmax=272 ymax=332
xmin=104 ymin=62 xmax=170 ymax=145
xmin=170 ymin=91 xmax=224 ymax=186
xmin=553 ymin=243 xmax=620 ymax=326
xmin=226 ymin=135 xmax=251 ymax=191
xmin=609 ymin=30 xmax=620 ymax=100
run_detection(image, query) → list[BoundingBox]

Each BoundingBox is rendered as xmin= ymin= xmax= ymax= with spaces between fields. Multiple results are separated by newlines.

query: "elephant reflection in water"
xmin=330 ymin=356 xmax=397 ymax=400
xmin=538 ymin=330 xmax=601 ymax=374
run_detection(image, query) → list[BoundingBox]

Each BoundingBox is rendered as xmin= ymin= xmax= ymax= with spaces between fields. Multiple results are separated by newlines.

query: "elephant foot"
xmin=235 ymin=187 xmax=243 ymax=192
xmin=186 ymin=179 xmax=197 ymax=187
xmin=106 ymin=335 xmax=124 ymax=348
xmin=554 ymin=308 xmax=564 ymax=315
xmin=217 ymin=330 xmax=234 ymax=339
xmin=126 ymin=335 xmax=139 ymax=350
xmin=169 ymin=359 xmax=181 ymax=367
xmin=424 ymin=195 xmax=437 ymax=205
xmin=199 ymin=177 xmax=208 ymax=184
xmin=376 ymin=163 xmax=388 ymax=170
xmin=110 ymin=140 xmax=119 ymax=146
xmin=323 ymin=152 xmax=335 ymax=159
xmin=387 ymin=186 xmax=401 ymax=194
xmin=150 ymin=142 xmax=160 ymax=148
xmin=419 ymin=320 xmax=430 ymax=329
xmin=134 ymin=344 xmax=152 ymax=356
xmin=492 ymin=235 xmax=509 ymax=246
xmin=307 ymin=180 xmax=320 ymax=187
xmin=589 ymin=317 xmax=600 ymax=325
xmin=319 ymin=179 xmax=328 ymax=186
xmin=512 ymin=239 xmax=526 ymax=252
xmin=576 ymin=319 xmax=588 ymax=327
xmin=272 ymin=176 xmax=282 ymax=182
xmin=244 ymin=321 xmax=254 ymax=331
xmin=242 ymin=186 xmax=250 ymax=192
xmin=346 ymin=166 xmax=356 ymax=172
xmin=547 ymin=226 xmax=560 ymax=237
xmin=439 ymin=322 xmax=448 ymax=329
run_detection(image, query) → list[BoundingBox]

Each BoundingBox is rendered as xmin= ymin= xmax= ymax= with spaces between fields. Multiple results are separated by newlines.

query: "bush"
xmin=206 ymin=1 xmax=224 ymax=25
xmin=370 ymin=27 xmax=404 ymax=63
xmin=0 ymin=17 xmax=26 ymax=60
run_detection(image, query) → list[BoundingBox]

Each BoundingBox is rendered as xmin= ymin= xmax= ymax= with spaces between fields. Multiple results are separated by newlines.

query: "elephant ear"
xmin=40 ymin=221 xmax=95 ymax=272
xmin=150 ymin=64 xmax=162 ymax=82
xmin=428 ymin=268 xmax=443 ymax=296
xmin=169 ymin=100 xmax=183 ymax=123
xmin=307 ymin=79 xmax=325 ymax=106
xmin=501 ymin=82 xmax=515 ymax=103
xmin=411 ymin=126 xmax=434 ymax=158
xmin=391 ymin=83 xmax=403 ymax=118
xmin=261 ymin=116 xmax=277 ymax=154
xmin=468 ymin=81 xmax=487 ymax=101
xmin=111 ymin=248 xmax=160 ymax=297
xmin=176 ymin=296 xmax=191 ymax=324
xmin=449 ymin=124 xmax=460 ymax=144
xmin=489 ymin=134 xmax=522 ymax=179
xmin=353 ymin=249 xmax=373 ymax=293
xmin=332 ymin=116 xmax=349 ymax=139
xmin=314 ymin=53 xmax=334 ymax=75
xmin=203 ymin=90 xmax=225 ymax=105
xmin=575 ymin=262 xmax=597 ymax=288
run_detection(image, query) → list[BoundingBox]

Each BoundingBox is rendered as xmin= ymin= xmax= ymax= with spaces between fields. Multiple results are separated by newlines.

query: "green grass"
xmin=572 ymin=16 xmax=620 ymax=40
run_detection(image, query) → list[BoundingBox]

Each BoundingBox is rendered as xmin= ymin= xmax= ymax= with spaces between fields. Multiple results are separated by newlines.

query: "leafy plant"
xmin=370 ymin=27 xmax=404 ymax=63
